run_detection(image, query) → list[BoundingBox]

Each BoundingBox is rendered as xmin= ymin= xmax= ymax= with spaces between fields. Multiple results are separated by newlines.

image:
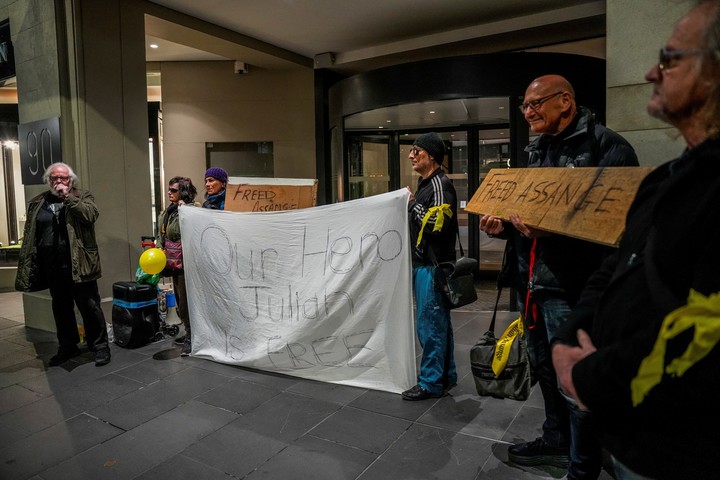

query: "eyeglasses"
xmin=168 ymin=187 xmax=179 ymax=193
xmin=658 ymin=47 xmax=705 ymax=71
xmin=518 ymin=91 xmax=565 ymax=113
xmin=410 ymin=146 xmax=425 ymax=156
xmin=49 ymin=175 xmax=70 ymax=183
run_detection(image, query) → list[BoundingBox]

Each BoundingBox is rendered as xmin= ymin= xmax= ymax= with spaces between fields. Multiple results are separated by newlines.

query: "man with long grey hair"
xmin=552 ymin=2 xmax=720 ymax=478
xmin=16 ymin=162 xmax=111 ymax=367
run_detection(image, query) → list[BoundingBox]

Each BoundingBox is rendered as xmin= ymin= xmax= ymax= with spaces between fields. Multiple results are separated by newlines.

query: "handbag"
xmin=160 ymin=206 xmax=183 ymax=274
xmin=470 ymin=285 xmax=533 ymax=400
xmin=429 ymin=226 xmax=478 ymax=309
xmin=164 ymin=239 xmax=183 ymax=271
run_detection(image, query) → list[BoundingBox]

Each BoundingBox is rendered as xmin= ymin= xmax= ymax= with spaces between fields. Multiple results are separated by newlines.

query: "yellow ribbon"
xmin=631 ymin=289 xmax=720 ymax=407
xmin=415 ymin=203 xmax=453 ymax=247
xmin=492 ymin=316 xmax=524 ymax=377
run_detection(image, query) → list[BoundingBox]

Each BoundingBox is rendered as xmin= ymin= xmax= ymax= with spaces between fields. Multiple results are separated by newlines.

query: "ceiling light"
xmin=386 ymin=120 xmax=391 ymax=123
xmin=150 ymin=44 xmax=159 ymax=49
xmin=429 ymin=111 xmax=435 ymax=114
xmin=498 ymin=106 xmax=505 ymax=110
xmin=378 ymin=126 xmax=384 ymax=129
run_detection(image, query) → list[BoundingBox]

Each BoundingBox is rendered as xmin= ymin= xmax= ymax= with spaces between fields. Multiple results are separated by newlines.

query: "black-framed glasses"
xmin=658 ymin=47 xmax=705 ymax=71
xmin=410 ymin=146 xmax=425 ymax=156
xmin=168 ymin=187 xmax=179 ymax=193
xmin=518 ymin=91 xmax=565 ymax=113
xmin=49 ymin=175 xmax=70 ymax=182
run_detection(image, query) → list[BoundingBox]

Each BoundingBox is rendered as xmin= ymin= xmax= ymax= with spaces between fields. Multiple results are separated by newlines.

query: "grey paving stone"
xmin=0 ymin=348 xmax=37 ymax=369
xmin=196 ymin=377 xmax=280 ymax=414
xmin=0 ymin=395 xmax=81 ymax=449
xmin=0 ymin=357 xmax=48 ymax=389
xmin=500 ymin=403 xmax=546 ymax=446
xmin=309 ymin=405 xmax=411 ymax=454
xmin=349 ymin=388 xmax=435 ymax=421
xmin=418 ymin=374 xmax=523 ymax=440
xmin=88 ymin=366 xmax=232 ymax=430
xmin=134 ymin=453 xmax=237 ymax=480
xmin=113 ymin=355 xmax=190 ymax=385
xmin=50 ymin=373 xmax=146 ymax=412
xmin=37 ymin=400 xmax=237 ymax=479
xmin=286 ymin=378 xmax=367 ymax=405
xmin=0 ymin=413 xmax=123 ymax=480
xmin=0 ymin=338 xmax=25 ymax=355
xmin=236 ymin=391 xmax=342 ymax=442
xmin=230 ymin=366 xmax=304 ymax=390
xmin=0 ymin=384 xmax=45 ymax=414
xmin=182 ymin=418 xmax=289 ymax=478
xmin=358 ymin=423 xmax=495 ymax=480
xmin=246 ymin=435 xmax=376 ymax=480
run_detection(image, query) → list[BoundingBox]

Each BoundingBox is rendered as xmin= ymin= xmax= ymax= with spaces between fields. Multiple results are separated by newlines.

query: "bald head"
xmin=528 ymin=75 xmax=576 ymax=99
xmin=522 ymin=75 xmax=578 ymax=135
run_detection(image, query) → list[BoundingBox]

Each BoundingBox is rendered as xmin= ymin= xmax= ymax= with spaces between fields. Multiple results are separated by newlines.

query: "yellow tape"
xmin=631 ymin=289 xmax=720 ymax=406
xmin=492 ymin=316 xmax=524 ymax=377
xmin=416 ymin=203 xmax=453 ymax=247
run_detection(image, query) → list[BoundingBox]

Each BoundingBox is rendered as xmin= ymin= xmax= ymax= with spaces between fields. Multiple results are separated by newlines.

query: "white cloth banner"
xmin=179 ymin=189 xmax=416 ymax=393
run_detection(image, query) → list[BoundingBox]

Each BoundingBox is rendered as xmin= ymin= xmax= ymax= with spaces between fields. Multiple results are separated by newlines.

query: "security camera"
xmin=234 ymin=61 xmax=249 ymax=75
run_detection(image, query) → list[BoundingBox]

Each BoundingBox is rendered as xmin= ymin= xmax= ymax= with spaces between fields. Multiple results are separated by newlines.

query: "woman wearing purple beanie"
xmin=202 ymin=167 xmax=228 ymax=210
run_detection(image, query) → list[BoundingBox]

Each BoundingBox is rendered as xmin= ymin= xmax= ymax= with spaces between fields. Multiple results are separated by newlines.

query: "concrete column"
xmin=606 ymin=0 xmax=693 ymax=166
xmin=8 ymin=0 xmax=151 ymax=331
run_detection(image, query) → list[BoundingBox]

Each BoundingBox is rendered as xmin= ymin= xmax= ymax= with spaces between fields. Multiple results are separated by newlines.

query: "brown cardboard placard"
xmin=225 ymin=181 xmax=318 ymax=212
xmin=465 ymin=167 xmax=653 ymax=246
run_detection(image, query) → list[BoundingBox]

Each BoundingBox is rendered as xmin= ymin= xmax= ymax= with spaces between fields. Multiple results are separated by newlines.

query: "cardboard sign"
xmin=225 ymin=180 xmax=318 ymax=212
xmin=465 ymin=167 xmax=653 ymax=246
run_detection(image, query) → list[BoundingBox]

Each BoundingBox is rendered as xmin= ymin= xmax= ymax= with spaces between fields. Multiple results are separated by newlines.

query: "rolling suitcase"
xmin=112 ymin=281 xmax=160 ymax=348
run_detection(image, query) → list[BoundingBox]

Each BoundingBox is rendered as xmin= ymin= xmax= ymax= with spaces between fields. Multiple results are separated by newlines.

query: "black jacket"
xmin=408 ymin=168 xmax=457 ymax=266
xmin=513 ymin=108 xmax=638 ymax=303
xmin=555 ymin=136 xmax=720 ymax=479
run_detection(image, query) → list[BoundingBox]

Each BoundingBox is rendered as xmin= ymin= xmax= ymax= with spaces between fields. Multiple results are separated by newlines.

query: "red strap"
xmin=523 ymin=238 xmax=538 ymax=329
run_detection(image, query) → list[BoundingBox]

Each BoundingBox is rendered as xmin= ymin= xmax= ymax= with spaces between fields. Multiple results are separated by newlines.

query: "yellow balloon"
xmin=139 ymin=248 xmax=166 ymax=275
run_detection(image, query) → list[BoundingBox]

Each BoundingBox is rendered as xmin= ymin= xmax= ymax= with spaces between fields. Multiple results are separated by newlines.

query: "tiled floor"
xmin=0 ymin=286 xmax=614 ymax=480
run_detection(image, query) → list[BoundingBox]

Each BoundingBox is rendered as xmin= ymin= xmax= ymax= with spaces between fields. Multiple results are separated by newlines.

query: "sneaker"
xmin=181 ymin=336 xmax=191 ymax=357
xmin=48 ymin=346 xmax=81 ymax=366
xmin=401 ymin=384 xmax=442 ymax=401
xmin=507 ymin=437 xmax=569 ymax=468
xmin=174 ymin=334 xmax=186 ymax=345
xmin=94 ymin=348 xmax=111 ymax=367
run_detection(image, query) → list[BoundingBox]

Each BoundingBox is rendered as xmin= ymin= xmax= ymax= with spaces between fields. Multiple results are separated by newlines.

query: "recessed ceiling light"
xmin=386 ymin=120 xmax=391 ymax=123
xmin=429 ymin=111 xmax=436 ymax=114
xmin=378 ymin=126 xmax=384 ymax=129
xmin=498 ymin=106 xmax=505 ymax=110
xmin=150 ymin=44 xmax=159 ymax=49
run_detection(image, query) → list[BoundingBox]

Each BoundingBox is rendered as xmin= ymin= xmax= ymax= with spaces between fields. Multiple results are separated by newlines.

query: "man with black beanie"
xmin=403 ymin=132 xmax=459 ymax=401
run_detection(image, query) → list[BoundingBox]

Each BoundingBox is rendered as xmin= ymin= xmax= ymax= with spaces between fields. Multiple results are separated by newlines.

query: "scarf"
xmin=206 ymin=189 xmax=226 ymax=210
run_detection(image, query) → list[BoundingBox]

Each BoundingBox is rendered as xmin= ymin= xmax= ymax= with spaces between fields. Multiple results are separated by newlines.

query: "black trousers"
xmin=47 ymin=267 xmax=108 ymax=352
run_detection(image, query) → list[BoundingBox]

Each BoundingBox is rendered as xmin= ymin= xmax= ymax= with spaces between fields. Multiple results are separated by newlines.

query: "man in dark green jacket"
xmin=16 ymin=162 xmax=111 ymax=367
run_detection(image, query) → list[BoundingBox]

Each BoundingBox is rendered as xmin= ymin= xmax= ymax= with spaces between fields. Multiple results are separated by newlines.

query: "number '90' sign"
xmin=18 ymin=117 xmax=62 ymax=185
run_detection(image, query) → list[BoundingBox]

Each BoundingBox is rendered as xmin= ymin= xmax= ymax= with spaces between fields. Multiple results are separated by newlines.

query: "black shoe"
xmin=181 ymin=336 xmax=191 ymax=357
xmin=402 ymin=384 xmax=442 ymax=401
xmin=174 ymin=334 xmax=186 ymax=345
xmin=48 ymin=346 xmax=81 ymax=366
xmin=94 ymin=348 xmax=111 ymax=367
xmin=507 ymin=437 xmax=569 ymax=468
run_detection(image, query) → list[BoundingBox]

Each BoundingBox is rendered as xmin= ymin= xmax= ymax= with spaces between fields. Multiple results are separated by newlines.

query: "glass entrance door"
xmin=348 ymin=135 xmax=390 ymax=200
